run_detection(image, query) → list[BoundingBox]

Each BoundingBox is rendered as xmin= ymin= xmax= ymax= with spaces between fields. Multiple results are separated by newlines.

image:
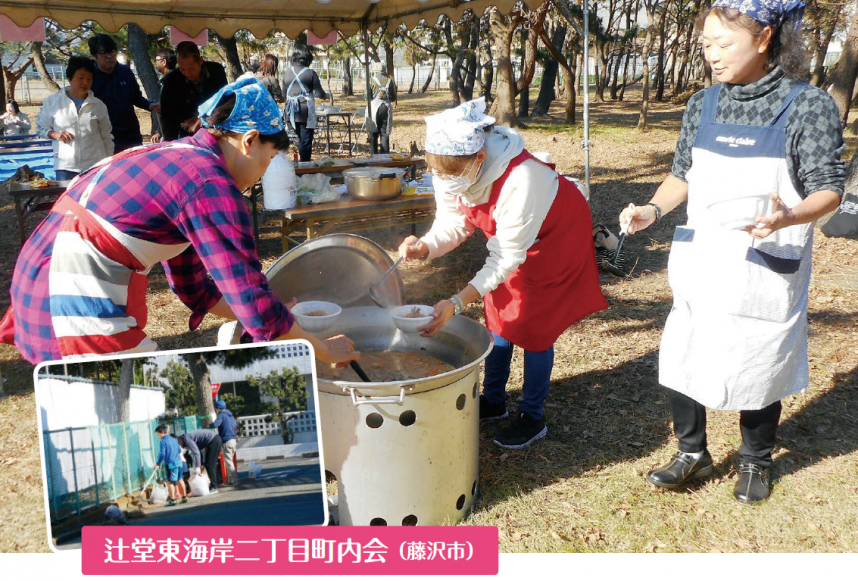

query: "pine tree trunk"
xmin=127 ymin=24 xmax=160 ymax=101
xmin=32 ymin=42 xmax=61 ymax=94
xmin=409 ymin=64 xmax=416 ymax=93
xmin=187 ymin=354 xmax=215 ymax=428
xmin=533 ymin=26 xmax=566 ymax=116
xmin=488 ymin=10 xmax=519 ymax=127
xmin=118 ymin=359 xmax=133 ymax=423
xmin=420 ymin=53 xmax=436 ymax=93
xmin=342 ymin=57 xmax=353 ymax=96
xmin=830 ymin=9 xmax=858 ymax=125
xmin=519 ymin=29 xmax=530 ymax=118
xmin=213 ymin=33 xmax=243 ymax=82
xmin=637 ymin=3 xmax=657 ymax=130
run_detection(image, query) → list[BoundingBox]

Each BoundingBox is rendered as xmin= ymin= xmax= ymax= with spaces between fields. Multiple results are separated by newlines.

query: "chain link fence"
xmin=42 ymin=416 xmax=203 ymax=523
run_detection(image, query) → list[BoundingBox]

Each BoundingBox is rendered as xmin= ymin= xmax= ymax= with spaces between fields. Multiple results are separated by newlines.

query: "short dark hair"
xmin=205 ymin=93 xmax=291 ymax=151
xmin=156 ymin=47 xmax=177 ymax=71
xmin=155 ymin=424 xmax=168 ymax=434
xmin=66 ymin=56 xmax=96 ymax=81
xmin=259 ymin=53 xmax=279 ymax=77
xmin=88 ymin=33 xmax=117 ymax=57
xmin=6 ymin=100 xmax=19 ymax=114
xmin=176 ymin=41 xmax=201 ymax=60
xmin=290 ymin=45 xmax=313 ymax=67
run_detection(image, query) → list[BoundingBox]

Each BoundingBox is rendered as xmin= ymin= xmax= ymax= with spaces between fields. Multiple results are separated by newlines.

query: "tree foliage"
xmin=246 ymin=366 xmax=307 ymax=445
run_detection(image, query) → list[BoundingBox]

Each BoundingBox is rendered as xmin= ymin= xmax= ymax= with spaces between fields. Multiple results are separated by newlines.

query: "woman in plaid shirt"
xmin=1 ymin=77 xmax=357 ymax=366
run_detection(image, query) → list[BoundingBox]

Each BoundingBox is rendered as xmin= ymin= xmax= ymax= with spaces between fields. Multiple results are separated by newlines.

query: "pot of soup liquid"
xmin=315 ymin=306 xmax=493 ymax=526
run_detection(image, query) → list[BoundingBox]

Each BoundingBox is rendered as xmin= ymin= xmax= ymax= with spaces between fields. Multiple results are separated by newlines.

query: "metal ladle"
xmin=369 ymin=256 xmax=403 ymax=308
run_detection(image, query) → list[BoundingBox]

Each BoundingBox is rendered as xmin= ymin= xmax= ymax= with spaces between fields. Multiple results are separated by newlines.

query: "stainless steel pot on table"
xmin=342 ymin=167 xmax=406 ymax=201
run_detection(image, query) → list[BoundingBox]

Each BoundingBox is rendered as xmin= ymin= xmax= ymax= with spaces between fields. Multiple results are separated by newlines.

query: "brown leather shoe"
xmin=647 ymin=451 xmax=715 ymax=489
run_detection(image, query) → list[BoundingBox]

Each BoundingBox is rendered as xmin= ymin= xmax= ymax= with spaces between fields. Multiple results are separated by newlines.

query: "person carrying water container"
xmin=619 ymin=0 xmax=846 ymax=502
xmin=280 ymin=45 xmax=329 ymax=161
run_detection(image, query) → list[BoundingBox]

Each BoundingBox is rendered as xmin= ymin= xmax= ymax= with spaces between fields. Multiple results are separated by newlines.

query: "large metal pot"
xmin=342 ymin=167 xmax=405 ymax=201
xmin=317 ymin=307 xmax=493 ymax=526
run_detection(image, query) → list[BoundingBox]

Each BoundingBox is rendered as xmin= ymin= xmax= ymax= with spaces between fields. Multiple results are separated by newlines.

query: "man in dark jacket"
xmin=211 ymin=399 xmax=238 ymax=486
xmin=88 ymin=34 xmax=160 ymax=152
xmin=159 ymin=41 xmax=228 ymax=141
xmin=179 ymin=429 xmax=223 ymax=494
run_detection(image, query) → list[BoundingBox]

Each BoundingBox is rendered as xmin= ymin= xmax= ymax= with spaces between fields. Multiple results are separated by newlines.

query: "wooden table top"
xmin=294 ymin=156 xmax=426 ymax=175
xmin=7 ymin=180 xmax=69 ymax=199
xmin=284 ymin=192 xmax=435 ymax=219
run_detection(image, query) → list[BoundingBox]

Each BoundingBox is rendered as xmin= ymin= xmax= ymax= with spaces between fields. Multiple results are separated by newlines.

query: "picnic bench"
xmin=6 ymin=180 xmax=69 ymax=247
xmin=246 ymin=155 xmax=428 ymax=246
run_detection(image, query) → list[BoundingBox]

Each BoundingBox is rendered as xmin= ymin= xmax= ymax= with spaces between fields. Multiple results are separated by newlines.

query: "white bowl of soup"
xmin=292 ymin=301 xmax=342 ymax=333
xmin=390 ymin=304 xmax=434 ymax=334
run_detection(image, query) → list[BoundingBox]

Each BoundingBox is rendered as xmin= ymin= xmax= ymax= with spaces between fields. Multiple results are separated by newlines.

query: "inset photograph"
xmin=35 ymin=341 xmax=325 ymax=551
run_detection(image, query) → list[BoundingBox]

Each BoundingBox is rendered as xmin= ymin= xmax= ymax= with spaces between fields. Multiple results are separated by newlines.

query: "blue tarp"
xmin=0 ymin=150 xmax=56 ymax=182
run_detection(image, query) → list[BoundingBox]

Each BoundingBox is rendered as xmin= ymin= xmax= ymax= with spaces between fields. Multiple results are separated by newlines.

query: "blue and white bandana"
xmin=712 ymin=0 xmax=805 ymax=27
xmin=425 ymin=97 xmax=496 ymax=156
xmin=199 ymin=73 xmax=284 ymax=135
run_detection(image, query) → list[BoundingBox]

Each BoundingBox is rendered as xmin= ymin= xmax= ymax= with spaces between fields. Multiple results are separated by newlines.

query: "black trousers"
xmin=666 ymin=387 xmax=782 ymax=468
xmin=293 ymin=122 xmax=315 ymax=161
xmin=371 ymin=103 xmax=390 ymax=154
xmin=201 ymin=434 xmax=223 ymax=488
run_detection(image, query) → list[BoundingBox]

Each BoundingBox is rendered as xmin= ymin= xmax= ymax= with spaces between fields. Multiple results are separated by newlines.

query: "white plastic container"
xmin=262 ymin=153 xmax=297 ymax=210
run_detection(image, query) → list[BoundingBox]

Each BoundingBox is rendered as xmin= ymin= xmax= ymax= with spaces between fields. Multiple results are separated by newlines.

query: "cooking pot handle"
xmin=343 ymin=385 xmax=414 ymax=406
xmin=379 ymin=172 xmax=397 ymax=179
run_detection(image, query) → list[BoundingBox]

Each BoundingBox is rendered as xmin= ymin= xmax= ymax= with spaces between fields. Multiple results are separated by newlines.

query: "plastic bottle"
xmin=261 ymin=152 xmax=297 ymax=210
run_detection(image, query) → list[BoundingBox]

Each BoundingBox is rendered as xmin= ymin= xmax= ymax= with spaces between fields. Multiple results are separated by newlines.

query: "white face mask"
xmin=432 ymin=156 xmax=481 ymax=196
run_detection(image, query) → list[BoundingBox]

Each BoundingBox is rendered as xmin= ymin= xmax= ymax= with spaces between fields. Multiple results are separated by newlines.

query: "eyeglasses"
xmin=96 ymin=50 xmax=117 ymax=57
xmin=155 ymin=57 xmax=166 ymax=62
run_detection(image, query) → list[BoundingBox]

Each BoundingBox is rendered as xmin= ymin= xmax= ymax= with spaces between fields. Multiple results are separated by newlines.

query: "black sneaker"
xmin=493 ymin=411 xmax=547 ymax=449
xmin=479 ymin=395 xmax=508 ymax=421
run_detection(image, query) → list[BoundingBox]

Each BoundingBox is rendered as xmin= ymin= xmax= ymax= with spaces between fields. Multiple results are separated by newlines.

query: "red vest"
xmin=459 ymin=150 xmax=606 ymax=351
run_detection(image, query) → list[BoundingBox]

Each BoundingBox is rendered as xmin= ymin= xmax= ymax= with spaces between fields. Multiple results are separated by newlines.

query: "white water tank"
xmin=261 ymin=152 xmax=297 ymax=210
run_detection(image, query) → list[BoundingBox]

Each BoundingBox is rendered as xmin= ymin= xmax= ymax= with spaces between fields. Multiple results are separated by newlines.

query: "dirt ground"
xmin=1 ymin=88 xmax=857 ymax=552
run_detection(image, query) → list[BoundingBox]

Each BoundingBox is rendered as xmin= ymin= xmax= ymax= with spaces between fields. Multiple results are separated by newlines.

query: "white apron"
xmin=367 ymin=75 xmax=393 ymax=136
xmin=659 ymin=82 xmax=812 ymax=411
xmin=284 ymin=66 xmax=317 ymax=130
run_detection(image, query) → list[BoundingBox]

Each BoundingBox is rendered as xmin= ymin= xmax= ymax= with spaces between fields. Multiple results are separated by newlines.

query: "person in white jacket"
xmin=398 ymin=97 xmax=606 ymax=450
xmin=1 ymin=100 xmax=31 ymax=136
xmin=36 ymin=56 xmax=113 ymax=181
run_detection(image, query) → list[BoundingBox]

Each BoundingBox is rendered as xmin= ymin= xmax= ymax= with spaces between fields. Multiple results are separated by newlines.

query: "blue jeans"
xmin=482 ymin=332 xmax=554 ymax=420
xmin=55 ymin=169 xmax=79 ymax=181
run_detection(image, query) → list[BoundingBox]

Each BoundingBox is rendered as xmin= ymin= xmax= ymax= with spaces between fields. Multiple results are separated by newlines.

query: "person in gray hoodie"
xmin=179 ymin=429 xmax=223 ymax=494
xmin=211 ymin=399 xmax=238 ymax=486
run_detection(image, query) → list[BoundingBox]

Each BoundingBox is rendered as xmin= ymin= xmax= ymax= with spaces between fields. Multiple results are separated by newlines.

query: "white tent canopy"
xmin=0 ymin=0 xmax=542 ymax=38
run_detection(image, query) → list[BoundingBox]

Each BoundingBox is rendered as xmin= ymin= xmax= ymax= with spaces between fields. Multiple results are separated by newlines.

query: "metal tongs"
xmin=369 ymin=256 xmax=403 ymax=308
xmin=602 ymin=203 xmax=634 ymax=278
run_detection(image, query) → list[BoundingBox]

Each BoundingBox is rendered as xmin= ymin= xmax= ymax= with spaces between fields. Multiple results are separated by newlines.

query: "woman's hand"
xmin=620 ymin=203 xmax=657 ymax=235
xmin=747 ymin=192 xmax=793 ymax=239
xmin=319 ymin=334 xmax=360 ymax=365
xmin=398 ymin=235 xmax=428 ymax=261
xmin=50 ymin=130 xmax=74 ymax=143
xmin=418 ymin=300 xmax=455 ymax=337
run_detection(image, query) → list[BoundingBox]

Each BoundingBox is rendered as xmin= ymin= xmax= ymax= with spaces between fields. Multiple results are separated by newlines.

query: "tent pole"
xmin=363 ymin=24 xmax=375 ymax=155
xmin=583 ymin=0 xmax=591 ymax=199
